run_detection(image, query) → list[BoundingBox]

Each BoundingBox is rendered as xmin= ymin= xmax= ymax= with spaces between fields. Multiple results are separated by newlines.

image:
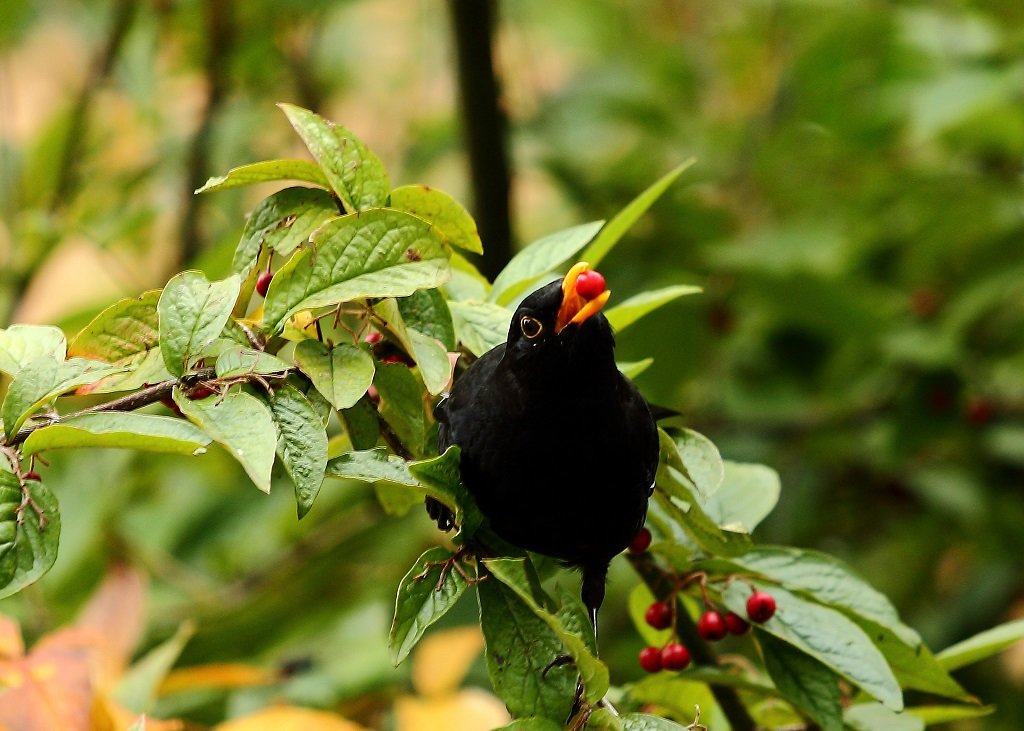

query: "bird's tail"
xmin=581 ymin=562 xmax=609 ymax=641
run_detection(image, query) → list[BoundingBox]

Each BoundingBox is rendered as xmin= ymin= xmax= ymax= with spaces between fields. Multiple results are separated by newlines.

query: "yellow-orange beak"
xmin=555 ymin=262 xmax=611 ymax=333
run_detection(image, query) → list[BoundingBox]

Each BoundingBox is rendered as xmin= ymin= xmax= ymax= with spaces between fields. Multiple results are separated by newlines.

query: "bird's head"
xmin=503 ymin=262 xmax=614 ymax=376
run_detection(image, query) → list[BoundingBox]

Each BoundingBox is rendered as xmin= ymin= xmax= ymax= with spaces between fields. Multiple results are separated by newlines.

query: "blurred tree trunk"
xmin=447 ymin=0 xmax=513 ymax=280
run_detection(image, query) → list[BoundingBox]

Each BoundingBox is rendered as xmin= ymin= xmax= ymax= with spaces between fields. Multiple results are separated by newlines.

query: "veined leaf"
xmin=620 ymin=714 xmax=691 ymax=731
xmin=0 ymin=324 xmax=66 ymax=377
xmin=232 ymin=186 xmax=339 ymax=277
xmin=158 ymin=271 xmax=241 ymax=377
xmin=580 ymin=159 xmax=696 ymax=267
xmin=759 ymin=631 xmax=843 ymax=731
xmin=293 ymin=339 xmax=374 ymax=410
xmin=843 ymin=703 xmax=923 ymax=731
xmin=0 ymin=471 xmax=60 ymax=600
xmin=605 ymin=285 xmax=702 ymax=332
xmin=660 ymin=427 xmax=724 ymax=499
xmin=279 ymin=103 xmax=389 ymax=212
xmin=937 ymin=618 xmax=1024 ymax=671
xmin=270 ymin=384 xmax=328 ymax=519
xmin=374 ymin=362 xmax=426 ymax=456
xmin=326 ymin=447 xmax=419 ymax=486
xmin=195 ymin=158 xmax=330 ymax=193
xmin=446 ymin=251 xmax=491 ymax=301
xmin=21 ymin=413 xmax=211 ymax=457
xmin=397 ymin=289 xmax=457 ymax=351
xmin=703 ymin=461 xmax=781 ymax=533
xmin=174 ymin=389 xmax=277 ymax=493
xmin=449 ymin=300 xmax=511 ymax=357
xmin=389 ymin=184 xmax=482 ymax=254
xmin=214 ymin=345 xmax=291 ymax=378
xmin=262 ymin=208 xmax=451 ymax=332
xmin=389 ymin=546 xmax=469 ymax=665
xmin=2 ymin=357 xmax=124 ymax=436
xmin=374 ymin=298 xmax=453 ymax=395
xmin=339 ymin=398 xmax=381 ymax=451
xmin=489 ymin=221 xmax=604 ymax=306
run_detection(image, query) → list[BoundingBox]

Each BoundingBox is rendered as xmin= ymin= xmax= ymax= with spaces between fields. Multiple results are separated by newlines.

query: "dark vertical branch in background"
xmin=177 ymin=0 xmax=234 ymax=268
xmin=447 ymin=0 xmax=513 ymax=280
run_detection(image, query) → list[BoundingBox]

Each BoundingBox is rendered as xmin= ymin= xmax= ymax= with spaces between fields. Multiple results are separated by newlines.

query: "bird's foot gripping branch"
xmin=0 ymin=105 xmax=1016 ymax=730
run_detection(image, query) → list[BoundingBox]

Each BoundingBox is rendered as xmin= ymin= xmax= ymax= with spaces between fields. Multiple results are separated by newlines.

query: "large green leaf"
xmin=654 ymin=472 xmax=751 ymax=557
xmin=389 ymin=546 xmax=469 ymax=665
xmin=21 ymin=413 xmax=211 ymax=457
xmin=909 ymin=705 xmax=994 ymax=725
xmin=758 ymin=631 xmax=843 ymax=731
xmin=0 ymin=471 xmax=60 ymax=600
xmin=374 ymin=362 xmax=426 ymax=456
xmin=389 ymin=184 xmax=482 ymax=254
xmin=262 ymin=208 xmax=451 ymax=332
xmin=339 ymin=398 xmax=381 ymax=450
xmin=703 ymin=461 xmax=781 ymax=533
xmin=1 ymin=357 xmax=124 ymax=436
xmin=293 ymin=339 xmax=374 ymax=410
xmin=374 ymin=298 xmax=452 ymax=395
xmin=279 ymin=103 xmax=389 ymax=212
xmin=214 ymin=345 xmax=291 ymax=378
xmin=270 ymin=384 xmax=328 ymax=519
xmin=623 ymin=675 xmax=720 ymax=727
xmin=843 ymin=703 xmax=924 ymax=731
xmin=619 ymin=714 xmax=690 ymax=731
xmin=174 ymin=389 xmax=277 ymax=493
xmin=0 ymin=324 xmax=66 ymax=377
xmin=158 ymin=271 xmax=241 ymax=377
xmin=721 ymin=583 xmax=903 ymax=711
xmin=446 ymin=251 xmax=492 ymax=301
xmin=485 ymin=557 xmax=609 ymax=704
xmin=854 ymin=619 xmax=969 ymax=701
xmin=580 ymin=159 xmax=696 ymax=267
xmin=477 ymin=564 xmax=576 ymax=721
xmin=937 ymin=618 xmax=1024 ymax=671
xmin=326 ymin=447 xmax=420 ymax=487
xmin=604 ymin=285 xmax=702 ymax=332
xmin=397 ymin=289 xmax=457 ymax=351
xmin=489 ymin=221 xmax=604 ymax=306
xmin=660 ymin=428 xmax=724 ymax=499
xmin=449 ymin=300 xmax=511 ymax=357
xmin=232 ymin=186 xmax=339 ymax=277
xmin=194 ymin=159 xmax=330 ymax=193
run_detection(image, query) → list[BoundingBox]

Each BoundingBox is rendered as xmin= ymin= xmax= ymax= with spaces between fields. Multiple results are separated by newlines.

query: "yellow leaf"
xmin=159 ymin=663 xmax=276 ymax=695
xmin=411 ymin=626 xmax=484 ymax=697
xmin=212 ymin=707 xmax=369 ymax=731
xmin=395 ymin=689 xmax=510 ymax=731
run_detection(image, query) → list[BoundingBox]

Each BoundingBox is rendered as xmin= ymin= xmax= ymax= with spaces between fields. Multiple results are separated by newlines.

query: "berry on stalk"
xmin=23 ymin=471 xmax=41 ymax=482
xmin=638 ymin=646 xmax=662 ymax=673
xmin=628 ymin=527 xmax=652 ymax=553
xmin=255 ymin=270 xmax=273 ymax=298
xmin=661 ymin=643 xmax=691 ymax=671
xmin=697 ymin=610 xmax=727 ymax=641
xmin=724 ymin=611 xmax=749 ymax=635
xmin=746 ymin=591 xmax=777 ymax=623
xmin=645 ymin=601 xmax=672 ymax=630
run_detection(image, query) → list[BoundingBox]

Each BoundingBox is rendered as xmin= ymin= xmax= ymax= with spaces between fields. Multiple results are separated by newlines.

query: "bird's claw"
xmin=411 ymin=546 xmax=482 ymax=590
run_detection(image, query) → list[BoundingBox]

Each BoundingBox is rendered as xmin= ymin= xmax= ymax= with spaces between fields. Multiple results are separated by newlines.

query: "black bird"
xmin=431 ymin=263 xmax=659 ymax=635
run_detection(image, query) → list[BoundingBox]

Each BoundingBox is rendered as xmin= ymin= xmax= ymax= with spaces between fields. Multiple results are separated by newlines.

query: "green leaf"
xmin=68 ymin=291 xmax=171 ymax=394
xmin=448 ymin=300 xmax=511 ymax=357
xmin=493 ymin=719 xmax=563 ymax=731
xmin=908 ymin=705 xmax=994 ymax=725
xmin=339 ymin=397 xmax=381 ymax=450
xmin=618 ymin=358 xmax=654 ymax=380
xmin=195 ymin=158 xmax=330 ymax=194
xmin=214 ymin=345 xmax=291 ymax=378
xmin=937 ymin=618 xmax=1024 ymax=671
xmin=113 ymin=621 xmax=195 ymax=712
xmin=158 ymin=271 xmax=241 ymax=377
xmin=389 ymin=184 xmax=482 ymax=254
xmin=374 ymin=362 xmax=426 ymax=456
xmin=721 ymin=582 xmax=903 ymax=711
xmin=0 ymin=324 xmax=66 ymax=377
xmin=389 ymin=546 xmax=469 ymax=665
xmin=605 ymin=285 xmax=702 ymax=332
xmin=485 ymin=557 xmax=609 ymax=703
xmin=279 ymin=103 xmax=390 ymax=212
xmin=844 ymin=703 xmax=924 ymax=731
xmin=269 ymin=384 xmax=328 ymax=519
xmin=174 ymin=389 xmax=277 ymax=493
xmin=489 ymin=221 xmax=604 ymax=306
xmin=580 ymin=159 xmax=696 ymax=267
xmin=21 ymin=413 xmax=211 ymax=457
xmin=293 ymin=339 xmax=375 ymax=411
xmin=855 ymin=619 xmax=969 ymax=701
xmin=758 ymin=631 xmax=843 ymax=731
xmin=326 ymin=447 xmax=419 ymax=487
xmin=619 ymin=714 xmax=689 ymax=731
xmin=408 ymin=447 xmax=484 ymax=541
xmin=703 ymin=461 xmax=781 ymax=533
xmin=374 ymin=298 xmax=452 ymax=395
xmin=262 ymin=208 xmax=451 ymax=332
xmin=477 ymin=564 xmax=576 ymax=721
xmin=2 ymin=357 xmax=124 ymax=436
xmin=446 ymin=251 xmax=491 ymax=301
xmin=661 ymin=427 xmax=724 ymax=499
xmin=397 ymin=289 xmax=457 ymax=351
xmin=232 ymin=186 xmax=339 ymax=277
xmin=0 ymin=471 xmax=60 ymax=600
xmin=623 ymin=675 xmax=720 ymax=726
xmin=654 ymin=475 xmax=750 ymax=557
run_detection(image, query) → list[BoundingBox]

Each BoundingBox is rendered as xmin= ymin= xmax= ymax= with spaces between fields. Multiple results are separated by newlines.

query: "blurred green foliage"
xmin=1 ymin=0 xmax=1023 ymax=728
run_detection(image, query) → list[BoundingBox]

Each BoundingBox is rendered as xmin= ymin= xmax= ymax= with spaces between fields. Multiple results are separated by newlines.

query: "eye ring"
xmin=520 ymin=315 xmax=543 ymax=339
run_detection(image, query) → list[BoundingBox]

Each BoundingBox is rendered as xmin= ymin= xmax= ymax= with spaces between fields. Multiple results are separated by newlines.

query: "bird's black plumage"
xmin=433 ymin=275 xmax=659 ymax=627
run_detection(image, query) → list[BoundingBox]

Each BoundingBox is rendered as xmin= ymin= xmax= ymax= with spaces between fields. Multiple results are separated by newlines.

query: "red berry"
xmin=661 ymin=643 xmax=691 ymax=671
xmin=367 ymin=385 xmax=380 ymax=404
xmin=255 ymin=270 xmax=273 ymax=298
xmin=628 ymin=527 xmax=652 ymax=553
xmin=575 ymin=270 xmax=606 ymax=300
xmin=159 ymin=396 xmax=184 ymax=418
xmin=645 ymin=601 xmax=672 ymax=630
xmin=188 ymin=385 xmax=215 ymax=400
xmin=364 ymin=331 xmax=382 ymax=344
xmin=746 ymin=591 xmax=777 ymax=623
xmin=966 ymin=397 xmax=993 ymax=426
xmin=697 ymin=611 xmax=727 ymax=641
xmin=638 ymin=646 xmax=662 ymax=673
xmin=23 ymin=471 xmax=41 ymax=482
xmin=724 ymin=611 xmax=750 ymax=635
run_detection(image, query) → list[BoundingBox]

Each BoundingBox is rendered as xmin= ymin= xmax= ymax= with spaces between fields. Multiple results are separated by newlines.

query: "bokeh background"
xmin=2 ymin=0 xmax=1023 ymax=728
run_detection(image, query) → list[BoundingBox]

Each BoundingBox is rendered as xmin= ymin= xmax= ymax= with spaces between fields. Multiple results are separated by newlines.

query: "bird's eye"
xmin=520 ymin=316 xmax=543 ymax=339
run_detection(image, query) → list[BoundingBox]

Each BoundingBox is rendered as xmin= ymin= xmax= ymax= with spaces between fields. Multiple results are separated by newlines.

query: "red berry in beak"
xmin=575 ymin=270 xmax=606 ymax=300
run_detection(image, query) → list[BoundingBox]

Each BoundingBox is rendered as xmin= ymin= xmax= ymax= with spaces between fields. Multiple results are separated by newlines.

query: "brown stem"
xmin=628 ymin=552 xmax=757 ymax=731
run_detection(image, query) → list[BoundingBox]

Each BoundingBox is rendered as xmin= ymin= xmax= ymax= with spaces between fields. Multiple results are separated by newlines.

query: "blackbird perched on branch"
xmin=431 ymin=262 xmax=659 ymax=638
